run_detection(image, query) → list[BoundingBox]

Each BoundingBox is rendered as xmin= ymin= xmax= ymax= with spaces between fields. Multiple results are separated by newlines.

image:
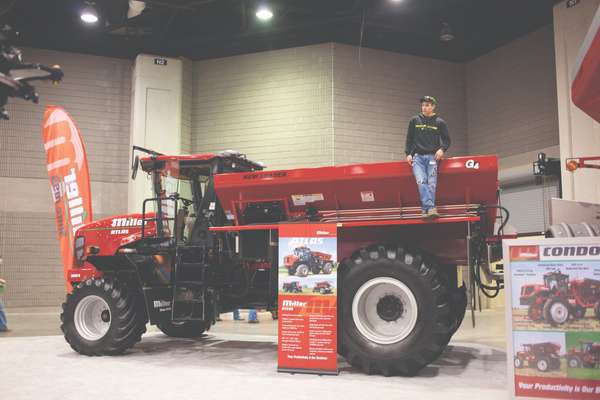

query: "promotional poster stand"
xmin=277 ymin=223 xmax=339 ymax=375
xmin=504 ymin=237 xmax=600 ymax=400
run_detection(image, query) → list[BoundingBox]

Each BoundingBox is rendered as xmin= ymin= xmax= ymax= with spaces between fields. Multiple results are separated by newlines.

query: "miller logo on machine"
xmin=111 ymin=218 xmax=143 ymax=228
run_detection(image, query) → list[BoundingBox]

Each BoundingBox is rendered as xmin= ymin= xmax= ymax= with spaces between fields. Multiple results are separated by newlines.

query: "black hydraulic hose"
xmin=469 ymin=232 xmax=503 ymax=298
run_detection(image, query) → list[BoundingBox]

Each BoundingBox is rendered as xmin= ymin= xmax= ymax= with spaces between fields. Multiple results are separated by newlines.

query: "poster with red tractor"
xmin=504 ymin=237 xmax=600 ymax=400
xmin=277 ymin=223 xmax=338 ymax=375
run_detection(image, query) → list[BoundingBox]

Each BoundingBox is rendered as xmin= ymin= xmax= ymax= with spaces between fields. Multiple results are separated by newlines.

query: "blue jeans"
xmin=0 ymin=300 xmax=7 ymax=331
xmin=248 ymin=309 xmax=258 ymax=322
xmin=412 ymin=154 xmax=438 ymax=212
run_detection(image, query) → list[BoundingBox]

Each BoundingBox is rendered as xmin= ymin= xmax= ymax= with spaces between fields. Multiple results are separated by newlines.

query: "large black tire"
xmin=536 ymin=357 xmax=550 ymax=372
xmin=157 ymin=320 xmax=210 ymax=338
xmin=568 ymin=355 xmax=583 ymax=369
xmin=447 ymin=283 xmax=467 ymax=338
xmin=543 ymin=297 xmax=570 ymax=326
xmin=322 ymin=262 xmax=334 ymax=274
xmin=61 ymin=278 xmax=147 ymax=356
xmin=339 ymin=245 xmax=451 ymax=376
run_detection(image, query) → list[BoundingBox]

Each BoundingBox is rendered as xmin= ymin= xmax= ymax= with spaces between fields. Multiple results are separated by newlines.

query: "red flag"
xmin=572 ymin=8 xmax=600 ymax=122
xmin=42 ymin=106 xmax=93 ymax=292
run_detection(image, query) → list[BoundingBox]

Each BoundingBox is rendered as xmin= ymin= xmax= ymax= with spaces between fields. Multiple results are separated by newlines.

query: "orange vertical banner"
xmin=42 ymin=106 xmax=92 ymax=292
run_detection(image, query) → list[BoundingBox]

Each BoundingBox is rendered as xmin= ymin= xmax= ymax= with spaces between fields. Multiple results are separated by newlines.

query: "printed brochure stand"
xmin=277 ymin=223 xmax=339 ymax=375
xmin=503 ymin=237 xmax=600 ymax=400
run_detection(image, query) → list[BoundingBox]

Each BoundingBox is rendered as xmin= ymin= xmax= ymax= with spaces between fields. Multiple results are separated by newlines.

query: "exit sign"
xmin=154 ymin=57 xmax=168 ymax=66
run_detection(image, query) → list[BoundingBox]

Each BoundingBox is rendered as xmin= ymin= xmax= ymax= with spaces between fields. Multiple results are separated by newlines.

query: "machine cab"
xmin=132 ymin=148 xmax=264 ymax=242
xmin=543 ymin=271 xmax=569 ymax=294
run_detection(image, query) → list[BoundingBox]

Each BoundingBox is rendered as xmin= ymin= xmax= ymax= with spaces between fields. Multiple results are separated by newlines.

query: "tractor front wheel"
xmin=339 ymin=245 xmax=451 ymax=376
xmin=61 ymin=278 xmax=147 ymax=356
xmin=514 ymin=357 xmax=524 ymax=368
xmin=536 ymin=357 xmax=550 ymax=372
xmin=543 ymin=297 xmax=570 ymax=326
xmin=157 ymin=320 xmax=211 ymax=338
xmin=568 ymin=355 xmax=583 ymax=369
xmin=295 ymin=264 xmax=310 ymax=277
xmin=322 ymin=262 xmax=334 ymax=274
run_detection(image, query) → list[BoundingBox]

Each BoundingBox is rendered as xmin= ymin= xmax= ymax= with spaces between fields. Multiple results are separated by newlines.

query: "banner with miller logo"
xmin=504 ymin=237 xmax=600 ymax=400
xmin=42 ymin=106 xmax=92 ymax=292
xmin=277 ymin=223 xmax=338 ymax=375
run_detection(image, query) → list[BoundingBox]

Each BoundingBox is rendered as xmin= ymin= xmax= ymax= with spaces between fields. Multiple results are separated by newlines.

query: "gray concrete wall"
xmin=332 ymin=44 xmax=468 ymax=165
xmin=190 ymin=43 xmax=468 ymax=169
xmin=191 ymin=44 xmax=334 ymax=169
xmin=182 ymin=58 xmax=193 ymax=154
xmin=465 ymin=25 xmax=559 ymax=181
xmin=0 ymin=48 xmax=132 ymax=307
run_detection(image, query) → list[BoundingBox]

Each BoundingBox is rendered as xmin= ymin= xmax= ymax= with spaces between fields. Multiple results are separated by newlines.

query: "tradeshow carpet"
xmin=0 ymin=308 xmax=508 ymax=399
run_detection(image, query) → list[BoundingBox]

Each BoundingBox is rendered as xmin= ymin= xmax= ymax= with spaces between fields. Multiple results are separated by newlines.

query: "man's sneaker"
xmin=427 ymin=208 xmax=440 ymax=218
xmin=248 ymin=319 xmax=260 ymax=324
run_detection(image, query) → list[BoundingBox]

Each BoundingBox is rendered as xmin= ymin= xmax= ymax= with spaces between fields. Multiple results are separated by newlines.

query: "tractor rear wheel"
xmin=543 ymin=297 xmax=570 ymax=326
xmin=157 ymin=320 xmax=211 ymax=338
xmin=568 ymin=355 xmax=583 ymax=368
xmin=536 ymin=357 xmax=550 ymax=372
xmin=61 ymin=278 xmax=147 ymax=356
xmin=339 ymin=245 xmax=452 ymax=376
xmin=514 ymin=357 xmax=524 ymax=368
xmin=295 ymin=264 xmax=309 ymax=277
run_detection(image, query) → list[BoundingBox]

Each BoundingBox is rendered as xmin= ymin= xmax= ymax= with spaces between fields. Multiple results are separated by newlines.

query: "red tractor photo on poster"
xmin=514 ymin=342 xmax=562 ymax=372
xmin=567 ymin=341 xmax=600 ymax=369
xmin=519 ymin=271 xmax=600 ymax=326
xmin=283 ymin=246 xmax=334 ymax=277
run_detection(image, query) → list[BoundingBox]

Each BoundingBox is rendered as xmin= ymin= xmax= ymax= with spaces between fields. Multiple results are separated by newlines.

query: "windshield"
xmin=145 ymin=170 xmax=211 ymax=241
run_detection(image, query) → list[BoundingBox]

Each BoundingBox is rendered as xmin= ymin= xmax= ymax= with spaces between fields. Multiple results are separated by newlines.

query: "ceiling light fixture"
xmin=440 ymin=22 xmax=454 ymax=42
xmin=80 ymin=2 xmax=99 ymax=24
xmin=256 ymin=6 xmax=273 ymax=21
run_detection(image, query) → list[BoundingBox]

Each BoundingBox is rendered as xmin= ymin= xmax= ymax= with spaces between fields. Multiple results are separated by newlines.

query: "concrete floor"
xmin=0 ymin=308 xmax=509 ymax=399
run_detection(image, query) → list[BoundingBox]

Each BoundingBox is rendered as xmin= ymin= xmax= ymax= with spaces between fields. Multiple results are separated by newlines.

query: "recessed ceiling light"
xmin=256 ymin=7 xmax=273 ymax=20
xmin=81 ymin=3 xmax=99 ymax=24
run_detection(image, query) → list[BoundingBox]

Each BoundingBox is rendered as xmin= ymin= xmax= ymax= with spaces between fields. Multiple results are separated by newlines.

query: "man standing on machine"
xmin=405 ymin=96 xmax=451 ymax=218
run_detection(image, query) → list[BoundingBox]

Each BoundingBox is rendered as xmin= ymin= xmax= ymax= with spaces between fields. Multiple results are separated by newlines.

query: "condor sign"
xmin=42 ymin=106 xmax=92 ymax=292
xmin=540 ymin=245 xmax=600 ymax=261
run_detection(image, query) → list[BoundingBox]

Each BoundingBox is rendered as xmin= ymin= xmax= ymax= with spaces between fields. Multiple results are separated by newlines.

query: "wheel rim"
xmin=538 ymin=360 xmax=548 ymax=371
xmin=550 ymin=302 xmax=569 ymax=324
xmin=569 ymin=358 xmax=579 ymax=368
xmin=297 ymin=265 xmax=308 ymax=276
xmin=74 ymin=295 xmax=111 ymax=341
xmin=352 ymin=277 xmax=418 ymax=345
xmin=515 ymin=358 xmax=521 ymax=367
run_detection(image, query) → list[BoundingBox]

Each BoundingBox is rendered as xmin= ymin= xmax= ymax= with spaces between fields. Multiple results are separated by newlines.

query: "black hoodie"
xmin=405 ymin=113 xmax=451 ymax=156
